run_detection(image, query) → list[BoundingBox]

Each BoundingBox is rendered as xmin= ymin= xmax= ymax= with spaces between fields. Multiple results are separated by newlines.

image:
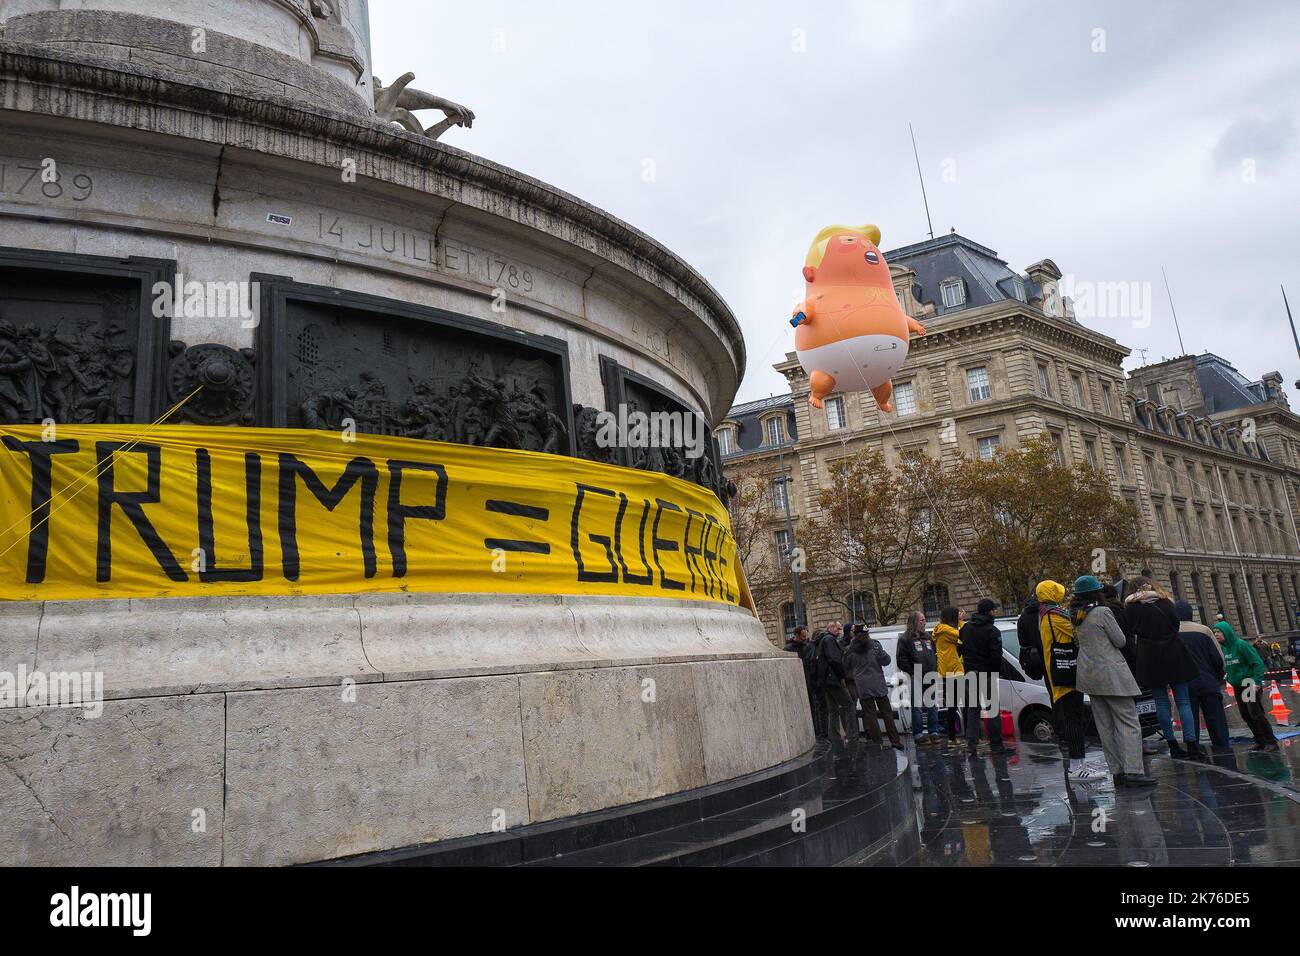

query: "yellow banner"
xmin=0 ymin=425 xmax=740 ymax=604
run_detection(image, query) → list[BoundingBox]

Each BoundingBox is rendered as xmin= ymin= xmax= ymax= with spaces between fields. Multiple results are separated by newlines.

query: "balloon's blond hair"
xmin=804 ymin=224 xmax=881 ymax=268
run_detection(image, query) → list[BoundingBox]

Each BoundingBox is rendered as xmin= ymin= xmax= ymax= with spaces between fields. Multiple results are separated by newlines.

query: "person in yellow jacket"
xmin=933 ymin=605 xmax=964 ymax=744
xmin=1036 ymin=580 xmax=1101 ymax=782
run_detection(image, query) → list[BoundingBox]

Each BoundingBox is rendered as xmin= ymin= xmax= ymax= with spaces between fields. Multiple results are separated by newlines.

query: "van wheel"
xmin=1020 ymin=706 xmax=1056 ymax=743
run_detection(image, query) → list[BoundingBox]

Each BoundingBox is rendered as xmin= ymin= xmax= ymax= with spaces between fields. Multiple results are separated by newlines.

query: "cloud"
xmin=1212 ymin=112 xmax=1296 ymax=174
xmin=369 ymin=0 xmax=1300 ymax=407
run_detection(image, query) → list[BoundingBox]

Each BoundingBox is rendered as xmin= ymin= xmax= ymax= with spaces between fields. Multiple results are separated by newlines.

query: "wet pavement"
xmin=906 ymin=733 xmax=1300 ymax=866
xmin=1219 ymin=675 xmax=1300 ymax=790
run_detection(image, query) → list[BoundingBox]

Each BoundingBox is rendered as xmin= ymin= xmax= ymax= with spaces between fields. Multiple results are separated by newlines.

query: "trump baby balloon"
xmin=790 ymin=224 xmax=925 ymax=411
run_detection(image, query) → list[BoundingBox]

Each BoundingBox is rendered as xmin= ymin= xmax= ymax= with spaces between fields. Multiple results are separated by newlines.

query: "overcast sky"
xmin=371 ymin=0 xmax=1300 ymax=406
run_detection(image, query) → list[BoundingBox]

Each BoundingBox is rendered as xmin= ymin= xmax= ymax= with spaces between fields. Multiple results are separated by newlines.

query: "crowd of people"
xmin=785 ymin=574 xmax=1282 ymax=789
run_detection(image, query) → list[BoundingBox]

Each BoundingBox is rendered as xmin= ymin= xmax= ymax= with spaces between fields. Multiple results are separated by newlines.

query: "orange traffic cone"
xmin=1290 ymin=668 xmax=1300 ymax=692
xmin=1267 ymin=681 xmax=1291 ymax=725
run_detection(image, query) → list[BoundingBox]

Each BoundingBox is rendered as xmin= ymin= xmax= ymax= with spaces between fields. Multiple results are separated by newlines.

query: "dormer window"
xmin=940 ymin=278 xmax=966 ymax=309
xmin=1012 ymin=278 xmax=1026 ymax=302
xmin=715 ymin=426 xmax=736 ymax=456
xmin=1044 ymin=286 xmax=1059 ymax=316
xmin=764 ymin=415 xmax=785 ymax=446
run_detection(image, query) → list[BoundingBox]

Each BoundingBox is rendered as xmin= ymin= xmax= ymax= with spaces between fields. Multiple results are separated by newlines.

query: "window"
xmin=1071 ymin=374 xmax=1085 ymax=407
xmin=1044 ymin=286 xmax=1059 ymax=316
xmin=1229 ymin=574 xmax=1247 ymax=634
xmin=1114 ymin=443 xmax=1128 ymax=479
xmin=1037 ymin=363 xmax=1052 ymax=397
xmin=966 ymin=366 xmax=991 ymax=402
xmin=941 ymin=278 xmax=966 ymax=309
xmin=825 ymin=396 xmax=846 ymax=430
xmin=1102 ymin=383 xmax=1113 ymax=415
xmin=771 ymin=477 xmax=789 ymax=512
xmin=765 ymin=416 xmax=784 ymax=446
xmin=780 ymin=602 xmax=804 ymax=636
xmin=1084 ymin=440 xmax=1098 ymax=469
xmin=922 ymin=583 xmax=950 ymax=618
xmin=715 ymin=428 xmax=735 ymax=455
xmin=893 ymin=381 xmax=916 ymax=416
xmin=1176 ymin=508 xmax=1191 ymax=548
xmin=1191 ymin=573 xmax=1207 ymax=623
xmin=1170 ymin=570 xmax=1182 ymax=599
xmin=1011 ymin=278 xmax=1026 ymax=302
xmin=848 ymin=590 xmax=877 ymax=626
xmin=914 ymin=506 xmax=933 ymax=536
xmin=977 ymin=435 xmax=1001 ymax=461
xmin=774 ymin=529 xmax=792 ymax=566
xmin=1050 ymin=431 xmax=1065 ymax=464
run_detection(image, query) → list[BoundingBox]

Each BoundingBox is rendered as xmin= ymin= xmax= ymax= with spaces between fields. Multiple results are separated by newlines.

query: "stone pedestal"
xmin=0 ymin=2 xmax=811 ymax=865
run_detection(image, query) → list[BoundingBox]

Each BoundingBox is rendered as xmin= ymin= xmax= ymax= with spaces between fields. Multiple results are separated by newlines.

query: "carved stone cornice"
xmin=0 ymin=39 xmax=747 ymax=387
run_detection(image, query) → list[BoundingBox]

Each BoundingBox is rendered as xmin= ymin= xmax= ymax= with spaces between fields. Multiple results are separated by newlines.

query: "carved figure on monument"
xmin=0 ymin=320 xmax=30 ymax=423
xmin=300 ymin=381 xmax=356 ymax=430
xmin=403 ymin=379 xmax=450 ymax=442
xmin=573 ymin=403 xmax=617 ymax=465
xmin=446 ymin=382 xmax=472 ymax=444
xmin=373 ymin=73 xmax=475 ymax=141
xmin=461 ymin=405 xmax=489 ymax=447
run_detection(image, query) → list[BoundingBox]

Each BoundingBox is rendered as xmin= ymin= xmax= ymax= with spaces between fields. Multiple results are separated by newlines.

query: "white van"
xmin=853 ymin=619 xmax=1159 ymax=742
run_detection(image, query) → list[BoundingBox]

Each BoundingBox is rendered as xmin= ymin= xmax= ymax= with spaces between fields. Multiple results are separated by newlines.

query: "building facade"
xmin=722 ymin=232 xmax=1300 ymax=646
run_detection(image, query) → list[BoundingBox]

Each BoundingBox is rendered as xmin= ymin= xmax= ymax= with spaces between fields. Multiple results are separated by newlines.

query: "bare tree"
xmin=800 ymin=448 xmax=956 ymax=625
xmin=952 ymin=435 xmax=1147 ymax=606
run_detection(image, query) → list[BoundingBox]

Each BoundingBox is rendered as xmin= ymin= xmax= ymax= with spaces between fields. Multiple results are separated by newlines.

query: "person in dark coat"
xmin=813 ymin=626 xmax=855 ymax=743
xmin=1124 ymin=576 xmax=1199 ymax=758
xmin=784 ymin=626 xmax=826 ymax=738
xmin=957 ymin=598 xmax=1013 ymax=756
xmin=896 ymin=610 xmax=941 ymax=743
xmin=1173 ymin=600 xmax=1227 ymax=754
xmin=845 ymin=625 xmax=902 ymax=749
xmin=1103 ymin=583 xmax=1140 ymax=680
xmin=1016 ymin=596 xmax=1039 ymax=663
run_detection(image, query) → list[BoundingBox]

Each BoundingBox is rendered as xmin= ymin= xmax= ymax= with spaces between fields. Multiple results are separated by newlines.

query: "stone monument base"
xmin=0 ymin=593 xmax=813 ymax=865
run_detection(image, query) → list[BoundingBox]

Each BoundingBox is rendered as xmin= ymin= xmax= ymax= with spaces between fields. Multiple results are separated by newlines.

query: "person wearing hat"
xmin=1071 ymin=575 xmax=1155 ymax=787
xmin=1213 ymin=616 xmax=1279 ymax=752
xmin=958 ymin=597 xmax=1014 ymax=756
xmin=1036 ymin=580 xmax=1098 ymax=781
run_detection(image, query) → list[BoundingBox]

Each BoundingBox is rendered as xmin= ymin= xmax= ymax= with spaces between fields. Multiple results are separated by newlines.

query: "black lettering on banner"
xmin=1 ymin=437 xmax=78 ymax=584
xmin=278 ymin=453 xmax=378 ymax=580
xmin=613 ymin=493 xmax=653 ymax=586
xmin=570 ymin=482 xmax=619 ymax=583
xmin=95 ymin=441 xmax=187 ymax=583
xmin=196 ymin=449 xmax=264 ymax=582
xmin=483 ymin=499 xmax=550 ymax=554
xmin=651 ymin=498 xmax=685 ymax=591
xmin=702 ymin=515 xmax=721 ymax=599
xmin=387 ymin=459 xmax=447 ymax=577
xmin=709 ymin=519 xmax=732 ymax=602
xmin=683 ymin=507 xmax=705 ymax=594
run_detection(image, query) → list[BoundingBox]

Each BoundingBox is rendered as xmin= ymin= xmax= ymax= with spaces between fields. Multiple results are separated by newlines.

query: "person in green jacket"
xmin=1212 ymin=618 xmax=1279 ymax=752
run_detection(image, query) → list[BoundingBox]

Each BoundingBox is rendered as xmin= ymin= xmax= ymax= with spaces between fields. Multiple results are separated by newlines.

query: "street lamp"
xmin=776 ymin=435 xmax=804 ymax=627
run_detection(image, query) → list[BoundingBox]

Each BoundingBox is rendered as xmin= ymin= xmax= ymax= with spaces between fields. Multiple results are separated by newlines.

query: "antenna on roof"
xmin=1283 ymin=284 xmax=1300 ymax=391
xmin=908 ymin=122 xmax=935 ymax=241
xmin=1161 ymin=266 xmax=1186 ymax=355
xmin=1137 ymin=347 xmax=1150 ymax=366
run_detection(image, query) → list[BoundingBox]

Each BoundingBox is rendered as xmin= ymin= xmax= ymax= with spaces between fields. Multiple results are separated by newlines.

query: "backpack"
xmin=1019 ymin=641 xmax=1046 ymax=681
xmin=1042 ymin=605 xmax=1078 ymax=688
xmin=811 ymin=634 xmax=842 ymax=687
